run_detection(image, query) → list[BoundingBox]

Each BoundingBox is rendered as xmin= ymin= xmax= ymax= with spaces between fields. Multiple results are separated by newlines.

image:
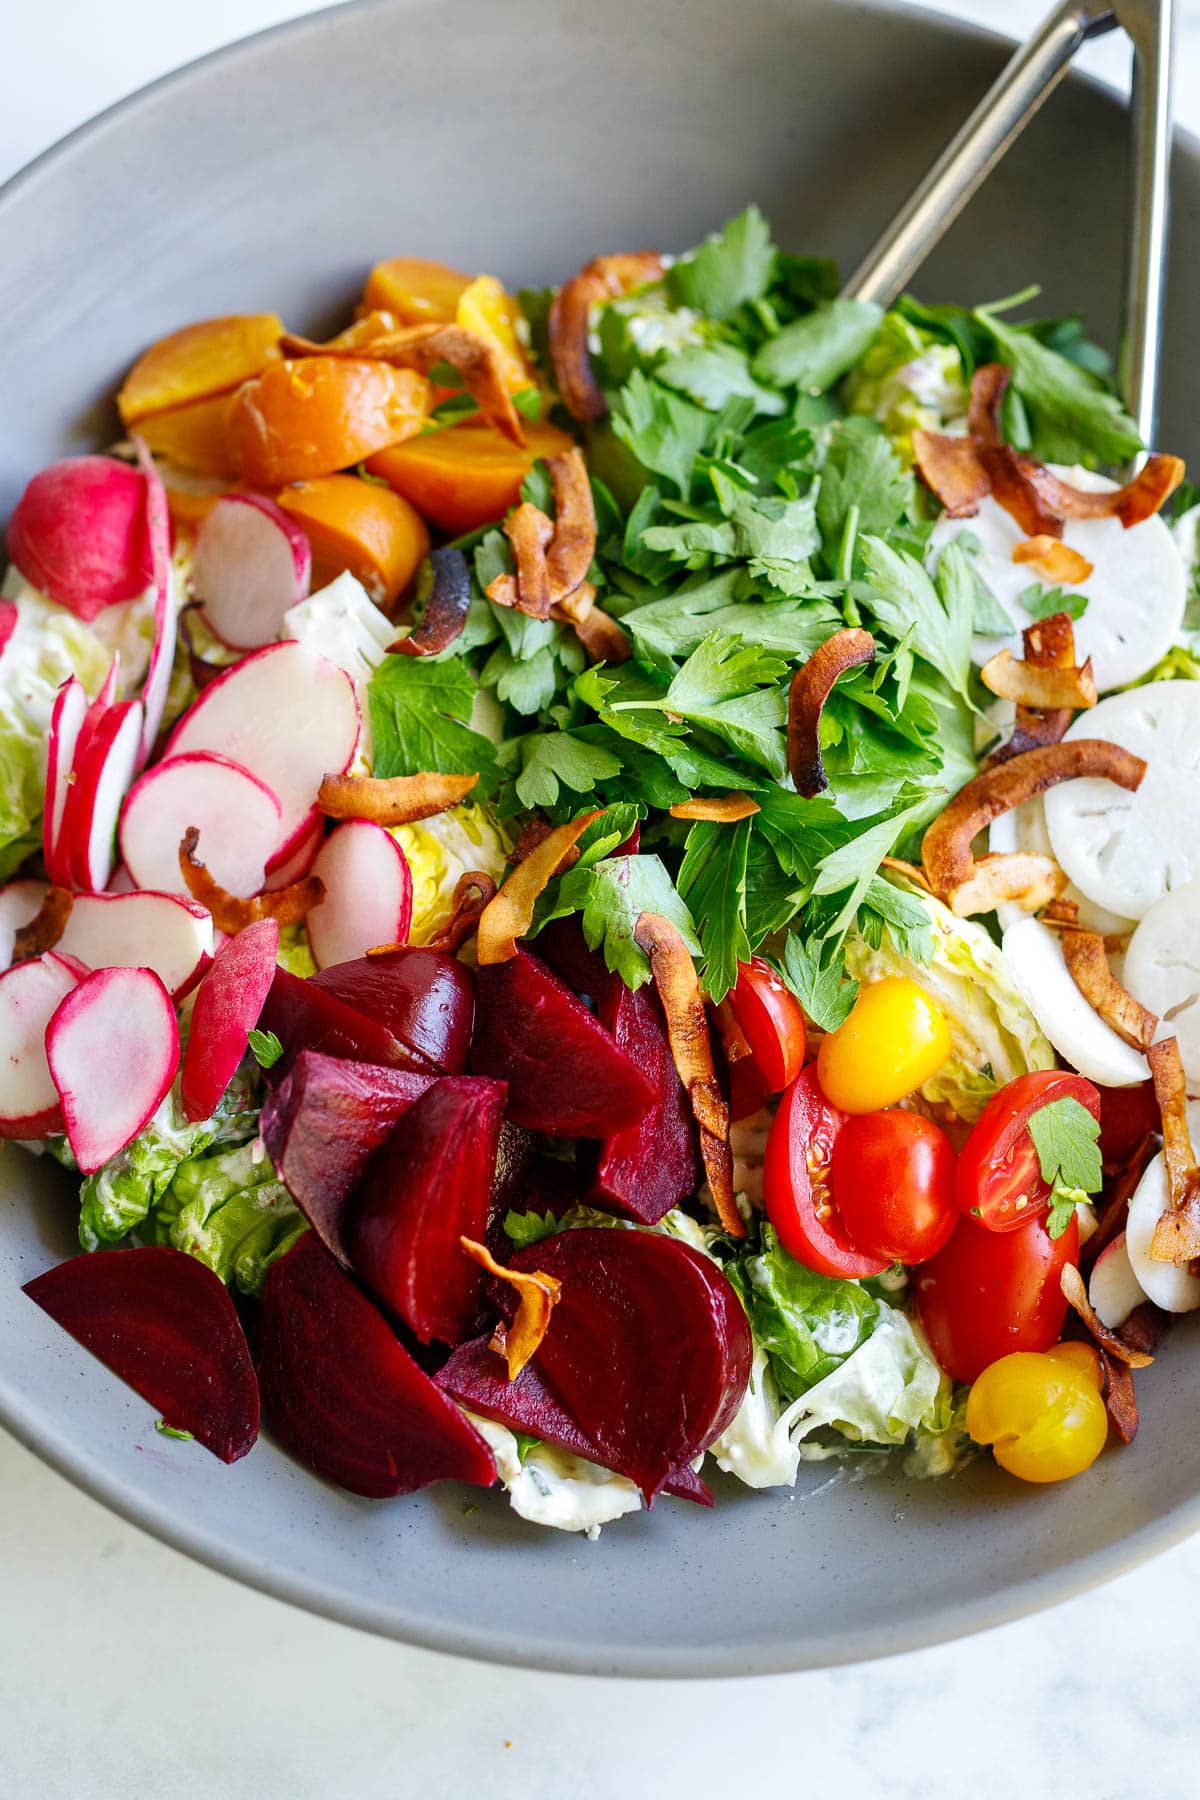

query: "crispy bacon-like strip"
xmin=981 ymin=444 xmax=1064 ymax=539
xmin=967 ymin=362 xmax=1011 ymax=447
xmin=633 ymin=910 xmax=743 ymax=1239
xmin=391 ymin=547 xmax=472 ymax=657
xmin=548 ymin=250 xmax=665 ymax=421
xmin=179 ymin=828 xmax=324 ymax=935
xmin=786 ymin=628 xmax=876 ymax=799
xmin=544 ymin=448 xmax=597 ymax=599
xmin=495 ymin=502 xmax=554 ymax=619
xmin=1100 ymin=1352 xmax=1139 ymax=1444
xmin=879 ymin=856 xmax=933 ymax=892
xmin=1011 ymin=535 xmax=1094 ymax=584
xmin=1060 ymin=1264 xmax=1155 ymax=1367
xmin=1081 ymin=1134 xmax=1158 ymax=1272
xmin=318 ymin=769 xmax=478 ymax=825
xmin=459 ymin=1237 xmax=561 ymax=1381
xmin=1015 ymin=451 xmax=1185 ymax=529
xmin=1061 ymin=930 xmax=1157 ymax=1051
xmin=911 ymin=430 xmax=990 ymax=517
xmin=476 ymin=811 xmax=602 ymax=966
xmin=669 ymin=793 xmax=761 ymax=823
xmin=980 ymin=647 xmax=1097 ymax=712
xmin=989 ymin=613 xmax=1078 ymax=766
xmin=921 ymin=740 xmax=1146 ymax=903
xmin=280 ymin=323 xmax=524 ymax=445
xmin=943 ymin=851 xmax=1066 ymax=919
xmin=562 ymin=592 xmax=631 ymax=664
xmin=12 ymin=887 xmax=74 ymax=961
xmin=424 ymin=872 xmax=498 ymax=955
xmin=1147 ymin=1037 xmax=1200 ymax=1264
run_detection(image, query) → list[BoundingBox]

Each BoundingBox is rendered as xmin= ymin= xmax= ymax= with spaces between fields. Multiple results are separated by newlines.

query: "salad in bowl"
xmin=3 ymin=206 xmax=1197 ymax=1536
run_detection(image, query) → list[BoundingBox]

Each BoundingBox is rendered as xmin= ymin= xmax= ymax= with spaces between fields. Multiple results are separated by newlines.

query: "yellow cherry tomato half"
xmin=965 ymin=1344 xmax=1108 ymax=1483
xmin=816 ymin=977 xmax=952 ymax=1114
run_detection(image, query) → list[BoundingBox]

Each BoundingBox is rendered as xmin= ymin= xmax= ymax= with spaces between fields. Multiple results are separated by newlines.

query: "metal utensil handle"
xmin=1122 ymin=0 xmax=1175 ymax=446
xmin=842 ymin=1 xmax=1120 ymax=308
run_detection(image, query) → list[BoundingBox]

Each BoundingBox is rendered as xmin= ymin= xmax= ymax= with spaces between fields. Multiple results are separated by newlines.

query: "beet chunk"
xmin=347 ymin=1075 xmax=506 ymax=1346
xmin=471 ymin=950 xmax=654 ymax=1136
xmin=257 ymin=1233 xmax=495 ymax=1498
xmin=311 ymin=948 xmax=474 ymax=1075
xmin=258 ymin=967 xmax=419 ymax=1076
xmin=587 ymin=980 xmax=702 ymax=1223
xmin=24 ymin=1246 xmax=259 ymax=1463
xmin=261 ymin=1051 xmax=436 ymax=1265
xmin=437 ymin=1333 xmax=711 ymax=1505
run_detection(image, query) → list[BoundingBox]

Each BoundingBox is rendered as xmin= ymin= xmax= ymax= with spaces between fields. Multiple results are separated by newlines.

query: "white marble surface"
xmin=3 ymin=3 xmax=1200 ymax=1795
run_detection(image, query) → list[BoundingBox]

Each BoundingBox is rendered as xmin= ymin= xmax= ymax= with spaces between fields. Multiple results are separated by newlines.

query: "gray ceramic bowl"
xmin=1 ymin=0 xmax=1198 ymax=1678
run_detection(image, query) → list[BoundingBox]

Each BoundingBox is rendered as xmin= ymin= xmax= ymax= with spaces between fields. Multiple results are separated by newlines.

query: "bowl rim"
xmin=3 ymin=0 xmax=1200 ymax=1678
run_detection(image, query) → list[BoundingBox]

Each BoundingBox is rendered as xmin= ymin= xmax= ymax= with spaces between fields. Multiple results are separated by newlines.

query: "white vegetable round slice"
xmin=1000 ymin=915 xmax=1147 ymax=1087
xmin=930 ymin=464 xmax=1185 ymax=692
xmin=988 ymin=799 xmax=1135 ymax=937
xmin=1124 ymin=878 xmax=1200 ymax=1089
xmin=1042 ymin=681 xmax=1200 ymax=921
xmin=1126 ymin=1144 xmax=1200 ymax=1313
xmin=1088 ymin=1231 xmax=1146 ymax=1330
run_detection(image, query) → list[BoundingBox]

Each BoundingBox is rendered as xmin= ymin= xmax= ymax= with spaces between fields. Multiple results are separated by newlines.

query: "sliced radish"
xmin=163 ymin=641 xmax=359 ymax=846
xmin=132 ymin=440 xmax=179 ymax=768
xmin=43 ymin=679 xmax=88 ymax=887
xmin=46 ymin=966 xmax=180 ymax=1171
xmin=120 ymin=752 xmax=282 ymax=900
xmin=1124 ymin=879 xmax=1200 ymax=1090
xmin=263 ymin=812 xmax=323 ymax=891
xmin=5 ymin=456 xmax=153 ymax=622
xmin=0 ymin=878 xmax=49 ymax=974
xmin=65 ymin=699 xmax=145 ymax=894
xmin=306 ymin=821 xmax=413 ymax=971
xmin=1125 ymin=1147 xmax=1200 ymax=1313
xmin=1000 ymin=916 xmax=1148 ymax=1088
xmin=181 ymin=918 xmax=280 ymax=1122
xmin=54 ymin=660 xmax=121 ymax=884
xmin=193 ymin=494 xmax=311 ymax=651
xmin=1044 ymin=681 xmax=1200 ymax=921
xmin=0 ymin=952 xmax=87 ymax=1137
xmin=0 ymin=599 xmax=17 ymax=661
xmin=55 ymin=891 xmax=213 ymax=1001
xmin=988 ymin=798 xmax=1136 ymax=937
xmin=931 ymin=464 xmax=1185 ymax=692
xmin=1088 ymin=1231 xmax=1147 ymax=1330
xmin=106 ymin=864 xmax=137 ymax=895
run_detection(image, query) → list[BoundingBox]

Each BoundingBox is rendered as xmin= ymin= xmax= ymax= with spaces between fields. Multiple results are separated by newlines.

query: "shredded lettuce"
xmin=392 ymin=802 xmax=511 ymax=943
xmin=844 ymin=311 xmax=968 ymax=461
xmin=843 ymin=885 xmax=1055 ymax=1120
xmin=151 ymin=1137 xmax=305 ymax=1296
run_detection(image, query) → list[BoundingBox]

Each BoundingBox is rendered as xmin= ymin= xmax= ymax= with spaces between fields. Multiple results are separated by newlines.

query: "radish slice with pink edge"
xmin=163 ymin=641 xmax=358 ymax=845
xmin=4 ymin=455 xmax=154 ymax=622
xmin=65 ymin=699 xmax=145 ymax=894
xmin=193 ymin=494 xmax=311 ymax=651
xmin=181 ymin=918 xmax=280 ymax=1122
xmin=54 ymin=658 xmax=121 ymax=885
xmin=1088 ymin=1231 xmax=1147 ymax=1330
xmin=0 ymin=952 xmax=88 ymax=1138
xmin=131 ymin=438 xmax=180 ymax=768
xmin=306 ymin=821 xmax=413 ymax=971
xmin=0 ymin=599 xmax=17 ymax=661
xmin=46 ymin=966 xmax=180 ymax=1171
xmin=55 ymin=891 xmax=213 ymax=1002
xmin=120 ymin=752 xmax=282 ymax=900
xmin=0 ymin=878 xmax=49 ymax=973
xmin=43 ymin=678 xmax=87 ymax=885
xmin=1125 ymin=1138 xmax=1200 ymax=1314
xmin=263 ymin=812 xmax=323 ymax=891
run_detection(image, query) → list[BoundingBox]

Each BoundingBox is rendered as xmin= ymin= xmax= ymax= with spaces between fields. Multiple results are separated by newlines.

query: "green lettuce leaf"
xmin=152 ymin=1138 xmax=305 ymax=1296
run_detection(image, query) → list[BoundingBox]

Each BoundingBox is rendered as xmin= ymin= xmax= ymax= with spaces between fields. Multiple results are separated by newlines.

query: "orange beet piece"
xmin=456 ymin=275 xmax=533 ymax=393
xmin=362 ymin=256 xmax=472 ymax=325
xmin=276 ymin=473 xmax=430 ymax=606
xmin=367 ymin=417 xmax=574 ymax=535
xmin=135 ymin=391 xmax=239 ymax=478
xmin=118 ymin=314 xmax=283 ymax=426
xmin=228 ymin=357 xmax=429 ymax=487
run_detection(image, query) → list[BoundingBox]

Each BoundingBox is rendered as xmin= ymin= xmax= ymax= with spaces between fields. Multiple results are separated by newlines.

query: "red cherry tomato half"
xmin=1096 ymin=1080 xmax=1160 ymax=1166
xmin=955 ymin=1070 xmax=1101 ymax=1233
xmin=913 ymin=1210 xmax=1078 ymax=1383
xmin=727 ymin=958 xmax=806 ymax=1097
xmin=763 ymin=1066 xmax=888 ymax=1278
xmin=831 ymin=1110 xmax=959 ymax=1265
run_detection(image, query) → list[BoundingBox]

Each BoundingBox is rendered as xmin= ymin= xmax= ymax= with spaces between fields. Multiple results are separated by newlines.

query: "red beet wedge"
xmin=311 ymin=948 xmax=474 ymax=1075
xmin=587 ymin=981 xmax=702 ymax=1224
xmin=258 ymin=966 xmax=418 ymax=1076
xmin=471 ymin=949 xmax=655 ymax=1137
xmin=438 ymin=1335 xmax=711 ymax=1506
xmin=260 ymin=1050 xmax=436 ymax=1265
xmin=507 ymin=1228 xmax=749 ymax=1501
xmin=256 ymin=1233 xmax=495 ymax=1498
xmin=24 ymin=1247 xmax=259 ymax=1462
xmin=347 ymin=1075 xmax=506 ymax=1345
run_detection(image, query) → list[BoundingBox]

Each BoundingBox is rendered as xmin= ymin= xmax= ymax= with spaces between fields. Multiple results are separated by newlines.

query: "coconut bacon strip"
xmin=911 ymin=431 xmax=989 ymax=518
xmin=989 ymin=613 xmax=1079 ymax=766
xmin=1011 ymin=536 xmax=1094 ymax=584
xmin=1015 ymin=452 xmax=1185 ymax=529
xmin=921 ymin=740 xmax=1147 ymax=914
xmin=12 ymin=887 xmax=74 ymax=961
xmin=786 ymin=628 xmax=877 ymax=798
xmin=669 ymin=793 xmax=761 ymax=823
xmin=1147 ymin=1037 xmax=1200 ymax=1264
xmin=940 ymin=852 xmax=1067 ymax=919
xmin=459 ymin=1237 xmax=561 ymax=1381
xmin=979 ymin=647 xmax=1097 ymax=712
xmin=966 ymin=362 xmax=1011 ymax=446
xmin=390 ymin=548 xmax=472 ymax=657
xmin=548 ymin=250 xmax=665 ymax=421
xmin=634 ymin=910 xmax=743 ymax=1239
xmin=318 ymin=769 xmax=479 ymax=825
xmin=1060 ymin=930 xmax=1157 ymax=1051
xmin=178 ymin=829 xmax=324 ymax=935
xmin=476 ymin=811 xmax=602 ymax=966
xmin=1060 ymin=1265 xmax=1155 ymax=1367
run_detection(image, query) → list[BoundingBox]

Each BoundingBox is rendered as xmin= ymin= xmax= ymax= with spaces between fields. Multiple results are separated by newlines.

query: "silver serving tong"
xmin=844 ymin=0 xmax=1174 ymax=450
